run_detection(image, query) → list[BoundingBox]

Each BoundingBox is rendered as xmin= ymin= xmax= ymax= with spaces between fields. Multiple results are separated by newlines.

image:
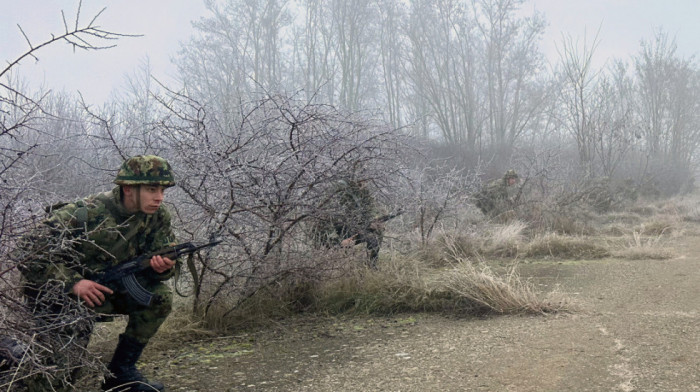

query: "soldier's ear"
xmin=122 ymin=185 xmax=136 ymax=197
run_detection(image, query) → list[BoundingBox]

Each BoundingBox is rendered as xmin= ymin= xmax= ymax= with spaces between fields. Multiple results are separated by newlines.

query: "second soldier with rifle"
xmin=312 ymin=178 xmax=401 ymax=269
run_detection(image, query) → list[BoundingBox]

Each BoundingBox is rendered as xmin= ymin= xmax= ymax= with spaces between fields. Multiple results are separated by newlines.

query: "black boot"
xmin=101 ymin=334 xmax=164 ymax=392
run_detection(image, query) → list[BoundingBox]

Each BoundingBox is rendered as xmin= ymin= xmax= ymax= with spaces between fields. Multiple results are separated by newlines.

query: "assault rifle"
xmin=96 ymin=240 xmax=221 ymax=306
xmin=344 ymin=208 xmax=405 ymax=244
xmin=373 ymin=208 xmax=404 ymax=225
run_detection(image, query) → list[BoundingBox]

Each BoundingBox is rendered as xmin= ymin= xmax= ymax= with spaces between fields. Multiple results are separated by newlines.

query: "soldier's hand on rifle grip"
xmin=150 ymin=255 xmax=175 ymax=274
xmin=73 ymin=279 xmax=114 ymax=307
xmin=341 ymin=235 xmax=357 ymax=247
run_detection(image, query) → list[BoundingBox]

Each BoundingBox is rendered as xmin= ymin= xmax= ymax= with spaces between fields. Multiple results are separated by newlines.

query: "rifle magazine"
xmin=121 ymin=274 xmax=156 ymax=306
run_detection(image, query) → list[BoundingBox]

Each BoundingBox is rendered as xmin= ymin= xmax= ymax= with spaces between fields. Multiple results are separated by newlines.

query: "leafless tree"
xmin=473 ymin=0 xmax=548 ymax=158
xmin=634 ymin=30 xmax=700 ymax=192
xmin=404 ymin=0 xmax=481 ymax=144
xmin=555 ymin=29 xmax=601 ymax=177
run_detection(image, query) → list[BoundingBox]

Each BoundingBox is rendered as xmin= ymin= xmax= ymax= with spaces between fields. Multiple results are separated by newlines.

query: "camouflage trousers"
xmin=353 ymin=229 xmax=384 ymax=268
xmin=22 ymin=278 xmax=172 ymax=391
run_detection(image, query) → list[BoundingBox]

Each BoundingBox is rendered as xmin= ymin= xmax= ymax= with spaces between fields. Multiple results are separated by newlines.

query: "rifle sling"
xmin=174 ymin=253 xmax=199 ymax=298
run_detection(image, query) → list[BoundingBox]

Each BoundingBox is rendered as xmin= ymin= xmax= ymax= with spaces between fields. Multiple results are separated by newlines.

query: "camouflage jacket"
xmin=474 ymin=178 xmax=516 ymax=216
xmin=19 ymin=186 xmax=176 ymax=292
xmin=312 ymin=181 xmax=379 ymax=246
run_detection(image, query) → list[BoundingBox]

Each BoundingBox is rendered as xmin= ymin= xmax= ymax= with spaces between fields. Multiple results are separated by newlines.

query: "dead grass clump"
xmin=437 ymin=261 xmax=570 ymax=314
xmin=524 ymin=234 xmax=610 ymax=259
xmin=682 ymin=206 xmax=700 ymax=223
xmin=635 ymin=219 xmax=676 ymax=236
xmin=612 ymin=231 xmax=674 ymax=260
xmin=602 ymin=211 xmax=643 ymax=225
xmin=417 ymin=222 xmax=526 ymax=265
xmin=481 ymin=221 xmax=526 ymax=258
xmin=197 ymin=250 xmax=570 ymax=325
xmin=628 ymin=204 xmax=659 ymax=216
xmin=599 ymin=223 xmax=630 ymax=237
xmin=550 ymin=214 xmax=594 ymax=235
xmin=434 ymin=232 xmax=481 ymax=261
xmin=316 ymin=251 xmax=570 ymax=316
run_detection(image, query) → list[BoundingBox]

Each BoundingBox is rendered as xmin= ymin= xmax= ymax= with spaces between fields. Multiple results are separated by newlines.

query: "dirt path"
xmin=142 ymin=235 xmax=699 ymax=392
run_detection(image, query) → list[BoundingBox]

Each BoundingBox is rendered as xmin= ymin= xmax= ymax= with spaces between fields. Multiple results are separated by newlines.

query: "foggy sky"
xmin=2 ymin=0 xmax=699 ymax=105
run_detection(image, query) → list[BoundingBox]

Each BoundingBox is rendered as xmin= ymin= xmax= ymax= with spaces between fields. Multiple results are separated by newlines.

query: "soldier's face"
xmin=507 ymin=178 xmax=517 ymax=186
xmin=123 ymin=185 xmax=166 ymax=214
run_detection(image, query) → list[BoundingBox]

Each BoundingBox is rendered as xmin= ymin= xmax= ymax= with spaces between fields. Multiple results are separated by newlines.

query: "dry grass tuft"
xmin=482 ymin=221 xmax=527 ymax=257
xmin=424 ymin=221 xmax=527 ymax=264
xmin=196 ymin=248 xmax=571 ymax=325
xmin=635 ymin=219 xmax=676 ymax=236
xmin=612 ymin=231 xmax=674 ymax=260
xmin=524 ymin=233 xmax=610 ymax=259
xmin=681 ymin=205 xmax=700 ymax=222
xmin=437 ymin=260 xmax=570 ymax=314
xmin=628 ymin=204 xmax=659 ymax=216
xmin=603 ymin=211 xmax=643 ymax=225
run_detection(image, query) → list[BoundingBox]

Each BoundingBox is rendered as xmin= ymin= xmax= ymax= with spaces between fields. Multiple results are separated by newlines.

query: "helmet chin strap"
xmin=123 ymin=185 xmax=142 ymax=213
xmin=135 ymin=186 xmax=142 ymax=213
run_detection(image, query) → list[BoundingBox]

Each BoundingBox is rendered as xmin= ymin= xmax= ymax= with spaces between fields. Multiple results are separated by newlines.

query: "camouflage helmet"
xmin=504 ymin=169 xmax=519 ymax=180
xmin=114 ymin=155 xmax=175 ymax=187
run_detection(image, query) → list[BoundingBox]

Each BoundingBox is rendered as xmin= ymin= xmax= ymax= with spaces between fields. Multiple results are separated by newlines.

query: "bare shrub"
xmin=153 ymin=91 xmax=411 ymax=319
xmin=524 ymin=234 xmax=610 ymax=259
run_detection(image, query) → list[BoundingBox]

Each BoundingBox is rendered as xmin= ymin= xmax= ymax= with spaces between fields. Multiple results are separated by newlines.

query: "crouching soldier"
xmin=312 ymin=179 xmax=386 ymax=269
xmin=474 ymin=169 xmax=520 ymax=218
xmin=17 ymin=155 xmax=178 ymax=391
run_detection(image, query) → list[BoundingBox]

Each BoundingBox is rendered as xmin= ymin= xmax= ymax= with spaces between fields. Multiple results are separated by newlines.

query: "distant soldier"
xmin=14 ymin=155 xmax=177 ymax=391
xmin=312 ymin=179 xmax=388 ymax=269
xmin=474 ymin=169 xmax=519 ymax=218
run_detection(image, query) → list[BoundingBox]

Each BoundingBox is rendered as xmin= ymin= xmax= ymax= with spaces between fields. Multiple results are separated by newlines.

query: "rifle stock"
xmin=96 ymin=240 xmax=221 ymax=306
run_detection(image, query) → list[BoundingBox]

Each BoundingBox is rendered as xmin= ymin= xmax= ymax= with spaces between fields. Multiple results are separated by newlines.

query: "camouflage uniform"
xmin=18 ymin=155 xmax=176 ymax=391
xmin=474 ymin=170 xmax=519 ymax=218
xmin=313 ymin=180 xmax=383 ymax=268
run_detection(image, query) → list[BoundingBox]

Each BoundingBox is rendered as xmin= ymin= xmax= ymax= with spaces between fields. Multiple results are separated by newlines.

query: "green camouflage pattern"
xmin=20 ymin=186 xmax=176 ymax=340
xmin=504 ymin=169 xmax=519 ymax=180
xmin=474 ymin=171 xmax=519 ymax=217
xmin=15 ymin=185 xmax=177 ymax=390
xmin=114 ymin=155 xmax=175 ymax=187
xmin=312 ymin=180 xmax=383 ymax=267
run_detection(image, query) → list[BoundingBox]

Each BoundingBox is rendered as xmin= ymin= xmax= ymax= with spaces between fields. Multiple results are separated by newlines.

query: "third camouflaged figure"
xmin=474 ymin=169 xmax=519 ymax=218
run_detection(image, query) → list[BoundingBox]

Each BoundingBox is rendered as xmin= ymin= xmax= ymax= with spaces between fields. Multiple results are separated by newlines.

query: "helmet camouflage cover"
xmin=504 ymin=169 xmax=519 ymax=180
xmin=114 ymin=155 xmax=175 ymax=187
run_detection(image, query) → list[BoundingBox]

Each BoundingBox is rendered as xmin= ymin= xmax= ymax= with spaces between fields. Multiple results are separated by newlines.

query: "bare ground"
xmin=89 ymin=232 xmax=699 ymax=392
